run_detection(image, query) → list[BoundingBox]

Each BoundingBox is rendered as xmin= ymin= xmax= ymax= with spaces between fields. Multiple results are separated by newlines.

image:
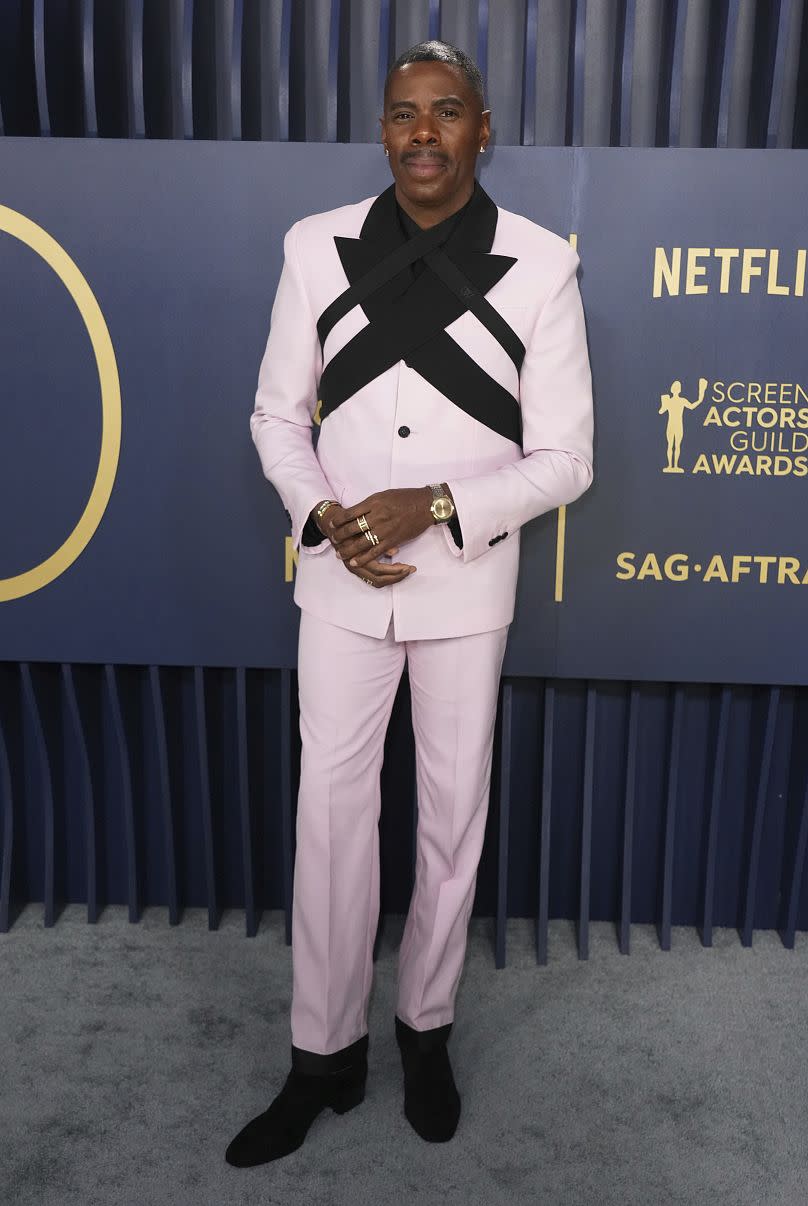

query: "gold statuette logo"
xmin=659 ymin=377 xmax=707 ymax=473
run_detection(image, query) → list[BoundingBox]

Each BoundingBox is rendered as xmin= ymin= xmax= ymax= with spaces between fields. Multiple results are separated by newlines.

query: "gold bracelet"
xmin=315 ymin=499 xmax=337 ymax=522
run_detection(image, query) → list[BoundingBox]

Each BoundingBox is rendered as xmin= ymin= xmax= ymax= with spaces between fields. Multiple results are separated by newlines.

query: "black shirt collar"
xmin=395 ymin=186 xmax=476 ymax=244
xmin=360 ymin=178 xmax=498 ymax=255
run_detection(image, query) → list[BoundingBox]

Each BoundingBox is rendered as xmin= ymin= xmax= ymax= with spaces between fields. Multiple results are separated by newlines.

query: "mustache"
xmin=401 ymin=150 xmax=449 ymax=163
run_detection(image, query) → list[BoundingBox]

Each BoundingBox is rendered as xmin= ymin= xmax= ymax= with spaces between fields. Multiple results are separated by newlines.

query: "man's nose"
xmin=411 ymin=116 xmax=440 ymax=145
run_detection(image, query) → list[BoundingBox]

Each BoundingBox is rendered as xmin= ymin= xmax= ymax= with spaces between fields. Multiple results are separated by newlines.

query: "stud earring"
xmin=479 ymin=144 xmax=486 ymax=153
xmin=383 ymin=146 xmax=389 ymax=156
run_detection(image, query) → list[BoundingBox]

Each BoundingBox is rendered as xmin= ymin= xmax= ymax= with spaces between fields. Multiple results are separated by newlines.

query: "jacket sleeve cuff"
xmin=441 ymin=512 xmax=464 ymax=558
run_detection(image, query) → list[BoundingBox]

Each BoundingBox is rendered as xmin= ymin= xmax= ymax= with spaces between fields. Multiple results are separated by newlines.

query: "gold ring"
xmin=364 ymin=529 xmax=380 ymax=546
xmin=362 ymin=577 xmax=374 ymax=586
xmin=357 ymin=514 xmax=370 ymax=533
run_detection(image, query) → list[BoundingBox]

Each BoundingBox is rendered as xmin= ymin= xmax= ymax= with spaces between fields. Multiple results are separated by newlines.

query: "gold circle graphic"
xmin=0 ymin=205 xmax=121 ymax=602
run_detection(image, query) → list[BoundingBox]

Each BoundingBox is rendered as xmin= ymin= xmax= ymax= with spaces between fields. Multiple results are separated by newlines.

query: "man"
xmin=226 ymin=40 xmax=593 ymax=1167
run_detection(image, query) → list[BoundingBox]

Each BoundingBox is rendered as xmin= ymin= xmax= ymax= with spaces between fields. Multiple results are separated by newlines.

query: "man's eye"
xmin=440 ymin=109 xmax=459 ymax=118
xmin=393 ymin=112 xmax=412 ymax=120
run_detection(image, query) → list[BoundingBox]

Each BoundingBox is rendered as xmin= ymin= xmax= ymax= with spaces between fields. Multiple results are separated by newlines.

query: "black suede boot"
xmin=395 ymin=1016 xmax=461 ymax=1142
xmin=225 ymin=1033 xmax=368 ymax=1167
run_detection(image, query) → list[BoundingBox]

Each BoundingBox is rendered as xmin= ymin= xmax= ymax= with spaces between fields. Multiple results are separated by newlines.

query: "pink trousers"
xmin=290 ymin=610 xmax=509 ymax=1056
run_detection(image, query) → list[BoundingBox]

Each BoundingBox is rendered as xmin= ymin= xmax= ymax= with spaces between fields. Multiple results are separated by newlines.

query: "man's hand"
xmin=310 ymin=501 xmax=417 ymax=589
xmin=327 ymin=488 xmax=437 ymax=570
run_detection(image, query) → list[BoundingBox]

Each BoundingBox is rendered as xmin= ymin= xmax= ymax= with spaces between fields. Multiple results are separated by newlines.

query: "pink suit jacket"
xmin=250 ymin=185 xmax=594 ymax=641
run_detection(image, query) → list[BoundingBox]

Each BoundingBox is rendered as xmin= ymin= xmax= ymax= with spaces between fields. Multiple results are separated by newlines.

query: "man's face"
xmin=380 ymin=61 xmax=490 ymax=224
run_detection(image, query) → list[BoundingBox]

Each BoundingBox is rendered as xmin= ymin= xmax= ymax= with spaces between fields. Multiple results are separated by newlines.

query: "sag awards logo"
xmin=656 ymin=376 xmax=808 ymax=477
xmin=0 ymin=205 xmax=121 ymax=602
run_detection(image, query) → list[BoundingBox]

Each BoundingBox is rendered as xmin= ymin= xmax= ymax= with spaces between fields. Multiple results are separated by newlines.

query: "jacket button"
xmin=398 ymin=425 xmax=411 ymax=438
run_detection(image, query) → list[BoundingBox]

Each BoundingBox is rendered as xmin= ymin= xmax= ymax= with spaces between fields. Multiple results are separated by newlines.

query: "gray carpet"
xmin=1 ymin=905 xmax=807 ymax=1206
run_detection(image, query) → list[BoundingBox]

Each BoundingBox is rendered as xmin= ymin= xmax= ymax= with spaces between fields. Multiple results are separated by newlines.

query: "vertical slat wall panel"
xmin=628 ymin=0 xmax=665 ymax=146
xmin=80 ymin=0 xmax=98 ymax=136
xmin=148 ymin=667 xmax=180 ymax=924
xmin=485 ymin=0 xmax=525 ymax=146
xmin=43 ymin=0 xmax=82 ymax=136
xmin=95 ymin=0 xmax=130 ymax=136
xmin=326 ymin=0 xmax=342 ymax=141
xmin=394 ymin=0 xmax=431 ymax=57
xmin=228 ymin=0 xmax=244 ymax=139
xmin=377 ymin=0 xmax=394 ymax=111
xmin=476 ymin=0 xmax=489 ymax=82
xmin=666 ymin=0 xmax=690 ymax=147
xmin=520 ymin=0 xmax=538 ymax=145
xmin=676 ymin=0 xmax=710 ymax=147
xmin=569 ymin=0 xmax=586 ymax=146
xmin=193 ymin=666 xmax=219 ymax=929
xmin=618 ymin=0 xmax=636 ymax=146
xmin=32 ymin=0 xmax=50 ymax=135
xmin=290 ymin=0 xmax=334 ymax=141
xmin=531 ymin=0 xmax=572 ymax=146
xmin=780 ymin=784 xmax=808 ymax=950
xmin=242 ymin=0 xmax=286 ymax=140
xmin=20 ymin=665 xmax=56 ymax=926
xmin=278 ymin=0 xmax=292 ymax=140
xmin=576 ymin=684 xmax=596 ymax=959
xmin=125 ymin=0 xmax=146 ymax=137
xmin=581 ymin=0 xmax=617 ymax=147
xmin=181 ymin=0 xmax=194 ymax=137
xmin=618 ymin=684 xmax=640 ymax=954
xmin=740 ymin=687 xmax=780 ymax=946
xmin=767 ymin=0 xmax=803 ymax=148
xmin=0 ymin=0 xmax=38 ymax=135
xmin=779 ymin=697 xmax=808 ymax=949
xmin=495 ymin=682 xmax=513 ymax=968
xmin=104 ymin=666 xmax=139 ymax=922
xmin=1 ymin=671 xmax=808 ymax=950
xmin=536 ymin=682 xmax=553 ymax=965
xmin=0 ymin=682 xmax=16 ymax=932
xmin=2 ymin=0 xmax=807 ymax=147
xmin=658 ymin=685 xmax=684 ymax=950
xmin=440 ymin=0 xmax=479 ymax=86
xmin=347 ymin=0 xmax=384 ymax=140
xmin=194 ymin=0 xmax=238 ymax=139
xmin=716 ymin=0 xmax=744 ymax=148
xmin=142 ymin=0 xmax=180 ymax=137
xmin=428 ymin=0 xmax=441 ymax=40
xmin=235 ymin=666 xmax=257 ymax=936
xmin=209 ymin=0 xmax=234 ymax=139
xmin=725 ymin=0 xmax=756 ymax=146
xmin=62 ymin=665 xmax=98 ymax=923
xmin=191 ymin=0 xmax=218 ymax=137
xmin=700 ymin=686 xmax=732 ymax=946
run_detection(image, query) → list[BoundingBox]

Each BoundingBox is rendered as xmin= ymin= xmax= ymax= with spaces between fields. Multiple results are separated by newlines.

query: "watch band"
xmin=428 ymin=482 xmax=455 ymax=524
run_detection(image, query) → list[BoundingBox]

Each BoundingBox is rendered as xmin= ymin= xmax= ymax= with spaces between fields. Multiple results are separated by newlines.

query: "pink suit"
xmin=251 ymin=183 xmax=593 ymax=1056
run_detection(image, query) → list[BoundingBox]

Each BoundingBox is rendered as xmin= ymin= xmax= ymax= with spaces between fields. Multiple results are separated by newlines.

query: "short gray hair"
xmin=384 ymin=40 xmax=485 ymax=108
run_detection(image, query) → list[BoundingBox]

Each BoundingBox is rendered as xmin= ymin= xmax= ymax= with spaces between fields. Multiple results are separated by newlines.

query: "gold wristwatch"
xmin=428 ymin=482 xmax=455 ymax=524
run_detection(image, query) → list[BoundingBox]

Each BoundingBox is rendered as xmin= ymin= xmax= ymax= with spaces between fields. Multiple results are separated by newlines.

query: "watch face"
xmin=431 ymin=496 xmax=454 ymax=522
